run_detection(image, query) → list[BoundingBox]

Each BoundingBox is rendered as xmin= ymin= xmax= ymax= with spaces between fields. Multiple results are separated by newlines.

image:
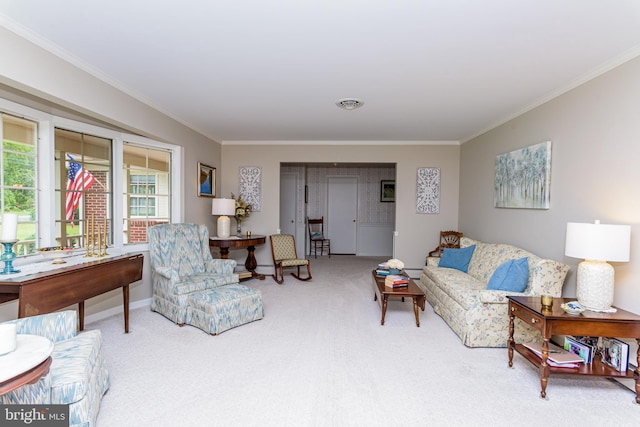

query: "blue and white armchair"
xmin=0 ymin=310 xmax=110 ymax=427
xmin=148 ymin=223 xmax=239 ymax=326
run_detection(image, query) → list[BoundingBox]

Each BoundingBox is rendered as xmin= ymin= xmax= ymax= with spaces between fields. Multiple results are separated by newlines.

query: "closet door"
xmin=327 ymin=176 xmax=357 ymax=254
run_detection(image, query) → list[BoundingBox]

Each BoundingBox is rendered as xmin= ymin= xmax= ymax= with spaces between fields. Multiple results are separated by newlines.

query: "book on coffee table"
xmin=385 ymin=274 xmax=410 ymax=288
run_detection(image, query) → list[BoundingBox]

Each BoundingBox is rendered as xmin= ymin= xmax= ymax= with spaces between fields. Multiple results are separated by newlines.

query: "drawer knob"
xmin=531 ymin=318 xmax=538 ymax=324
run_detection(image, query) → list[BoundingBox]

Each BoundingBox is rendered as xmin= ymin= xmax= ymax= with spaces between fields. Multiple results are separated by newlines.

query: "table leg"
xmin=78 ymin=301 xmax=85 ymax=331
xmin=635 ymin=339 xmax=640 ymax=404
xmin=508 ymin=308 xmax=515 ymax=367
xmin=540 ymin=338 xmax=550 ymax=398
xmin=245 ymin=245 xmax=265 ymax=280
xmin=123 ymin=285 xmax=130 ymax=333
xmin=381 ymin=295 xmax=388 ymax=325
xmin=413 ymin=297 xmax=420 ymax=327
xmin=219 ymin=247 xmax=230 ymax=259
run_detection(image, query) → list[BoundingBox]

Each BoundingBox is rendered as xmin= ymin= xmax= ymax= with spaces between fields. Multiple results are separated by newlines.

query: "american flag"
xmin=65 ymin=158 xmax=95 ymax=223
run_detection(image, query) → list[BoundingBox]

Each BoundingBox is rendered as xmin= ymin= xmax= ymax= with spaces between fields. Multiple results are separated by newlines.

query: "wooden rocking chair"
xmin=269 ymin=234 xmax=312 ymax=284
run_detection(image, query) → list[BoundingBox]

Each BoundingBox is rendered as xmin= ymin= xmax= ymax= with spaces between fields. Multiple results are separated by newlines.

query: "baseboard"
xmin=85 ymin=298 xmax=151 ymax=326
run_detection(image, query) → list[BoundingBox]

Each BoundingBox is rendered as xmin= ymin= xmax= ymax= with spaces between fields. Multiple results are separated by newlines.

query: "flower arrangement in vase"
xmin=231 ymin=193 xmax=252 ymax=235
xmin=385 ymin=258 xmax=405 ymax=274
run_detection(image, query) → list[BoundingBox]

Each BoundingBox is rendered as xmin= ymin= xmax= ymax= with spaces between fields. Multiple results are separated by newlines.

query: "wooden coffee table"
xmin=507 ymin=295 xmax=640 ymax=403
xmin=372 ymin=270 xmax=426 ymax=327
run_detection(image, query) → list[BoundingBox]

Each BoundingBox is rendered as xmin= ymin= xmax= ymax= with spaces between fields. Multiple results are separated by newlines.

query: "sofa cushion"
xmin=438 ymin=245 xmax=476 ymax=273
xmin=174 ymin=273 xmax=239 ymax=294
xmin=423 ymin=266 xmax=485 ymax=310
xmin=487 ymin=257 xmax=529 ymax=292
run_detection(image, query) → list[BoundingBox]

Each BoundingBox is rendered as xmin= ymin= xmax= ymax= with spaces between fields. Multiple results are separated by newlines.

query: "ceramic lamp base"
xmin=217 ymin=216 xmax=231 ymax=239
xmin=576 ymin=260 xmax=614 ymax=311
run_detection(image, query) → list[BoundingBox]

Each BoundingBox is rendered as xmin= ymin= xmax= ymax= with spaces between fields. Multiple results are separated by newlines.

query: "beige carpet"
xmin=90 ymin=255 xmax=639 ymax=426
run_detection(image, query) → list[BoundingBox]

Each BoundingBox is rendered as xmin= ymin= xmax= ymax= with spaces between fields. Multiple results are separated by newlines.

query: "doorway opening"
xmin=279 ymin=162 xmax=396 ymax=258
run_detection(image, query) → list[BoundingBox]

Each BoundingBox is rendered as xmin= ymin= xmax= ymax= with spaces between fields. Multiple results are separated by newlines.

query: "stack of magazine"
xmin=563 ymin=336 xmax=630 ymax=372
xmin=564 ymin=336 xmax=596 ymax=364
xmin=523 ymin=342 xmax=584 ymax=368
xmin=375 ymin=263 xmax=390 ymax=277
xmin=601 ymin=337 xmax=629 ymax=372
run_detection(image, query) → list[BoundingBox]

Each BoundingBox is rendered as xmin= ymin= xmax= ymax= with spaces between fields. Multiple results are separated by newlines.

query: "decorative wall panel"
xmin=239 ymin=166 xmax=262 ymax=212
xmin=416 ymin=167 xmax=440 ymax=214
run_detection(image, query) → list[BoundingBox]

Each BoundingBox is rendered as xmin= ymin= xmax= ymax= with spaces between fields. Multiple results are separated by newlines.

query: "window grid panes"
xmin=123 ymin=143 xmax=170 ymax=244
xmin=54 ymin=128 xmax=112 ymax=249
xmin=1 ymin=114 xmax=37 ymax=255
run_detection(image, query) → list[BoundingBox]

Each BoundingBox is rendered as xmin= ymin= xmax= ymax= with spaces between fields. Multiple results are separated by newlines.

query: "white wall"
xmin=220 ymin=144 xmax=460 ymax=271
xmin=460 ymin=55 xmax=640 ymax=317
xmin=0 ymin=28 xmax=222 ymax=322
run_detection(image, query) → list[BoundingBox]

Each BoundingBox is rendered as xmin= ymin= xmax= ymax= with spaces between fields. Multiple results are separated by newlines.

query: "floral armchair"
xmin=0 ymin=311 xmax=110 ymax=427
xmin=148 ymin=223 xmax=239 ymax=326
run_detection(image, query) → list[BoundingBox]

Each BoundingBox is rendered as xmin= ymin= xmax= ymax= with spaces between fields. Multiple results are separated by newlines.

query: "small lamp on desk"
xmin=564 ymin=220 xmax=631 ymax=311
xmin=211 ymin=199 xmax=236 ymax=239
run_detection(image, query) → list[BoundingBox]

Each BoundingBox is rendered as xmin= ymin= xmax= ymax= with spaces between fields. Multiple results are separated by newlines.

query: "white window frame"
xmin=0 ymin=97 xmax=183 ymax=256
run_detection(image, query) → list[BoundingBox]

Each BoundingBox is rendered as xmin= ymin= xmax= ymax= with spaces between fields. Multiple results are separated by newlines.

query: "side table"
xmin=209 ymin=235 xmax=266 ymax=280
xmin=0 ymin=334 xmax=54 ymax=396
xmin=507 ymin=296 xmax=640 ymax=403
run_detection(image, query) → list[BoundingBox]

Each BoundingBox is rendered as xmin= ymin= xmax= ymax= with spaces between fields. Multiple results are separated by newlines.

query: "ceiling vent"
xmin=335 ymin=98 xmax=364 ymax=110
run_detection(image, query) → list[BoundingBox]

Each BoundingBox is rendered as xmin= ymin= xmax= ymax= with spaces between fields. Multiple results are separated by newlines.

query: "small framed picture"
xmin=197 ymin=162 xmax=216 ymax=197
xmin=380 ymin=180 xmax=395 ymax=202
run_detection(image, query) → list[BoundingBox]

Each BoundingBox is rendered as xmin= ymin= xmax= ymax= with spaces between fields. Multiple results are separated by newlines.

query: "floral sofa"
xmin=417 ymin=237 xmax=570 ymax=348
xmin=0 ymin=311 xmax=109 ymax=427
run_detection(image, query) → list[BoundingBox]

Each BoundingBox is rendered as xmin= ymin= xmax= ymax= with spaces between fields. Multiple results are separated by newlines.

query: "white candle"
xmin=1 ymin=213 xmax=18 ymax=241
xmin=0 ymin=323 xmax=17 ymax=355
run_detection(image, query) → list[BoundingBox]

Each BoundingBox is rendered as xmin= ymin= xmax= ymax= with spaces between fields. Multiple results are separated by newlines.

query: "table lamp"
xmin=564 ymin=220 xmax=630 ymax=311
xmin=211 ymin=198 xmax=236 ymax=238
xmin=211 ymin=199 xmax=236 ymax=239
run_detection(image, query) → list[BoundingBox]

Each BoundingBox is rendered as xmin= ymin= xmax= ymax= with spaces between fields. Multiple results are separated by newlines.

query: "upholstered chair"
xmin=148 ymin=223 xmax=239 ymax=325
xmin=0 ymin=311 xmax=109 ymax=427
xmin=270 ymin=234 xmax=312 ymax=284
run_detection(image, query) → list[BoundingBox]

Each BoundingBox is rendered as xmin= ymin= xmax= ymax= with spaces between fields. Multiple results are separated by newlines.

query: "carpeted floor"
xmin=91 ymin=255 xmax=639 ymax=426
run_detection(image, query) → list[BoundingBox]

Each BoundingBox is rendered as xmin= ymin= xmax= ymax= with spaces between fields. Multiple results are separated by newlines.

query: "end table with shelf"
xmin=507 ymin=295 xmax=640 ymax=403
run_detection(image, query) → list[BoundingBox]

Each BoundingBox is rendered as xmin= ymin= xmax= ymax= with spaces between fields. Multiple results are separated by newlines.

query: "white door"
xmin=279 ymin=173 xmax=299 ymax=248
xmin=328 ymin=176 xmax=357 ymax=254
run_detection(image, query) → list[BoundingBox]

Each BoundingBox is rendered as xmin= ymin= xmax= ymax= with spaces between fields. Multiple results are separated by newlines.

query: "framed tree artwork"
xmin=494 ymin=141 xmax=551 ymax=209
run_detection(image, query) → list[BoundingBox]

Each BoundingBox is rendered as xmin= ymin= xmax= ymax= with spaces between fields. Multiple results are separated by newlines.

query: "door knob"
xmin=353 ymin=219 xmax=356 ymax=222
xmin=291 ymin=220 xmax=294 ymax=223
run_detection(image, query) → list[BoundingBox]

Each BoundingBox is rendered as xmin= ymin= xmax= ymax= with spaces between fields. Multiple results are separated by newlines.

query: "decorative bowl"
xmin=37 ymin=246 xmax=74 ymax=264
xmin=561 ymin=301 xmax=585 ymax=316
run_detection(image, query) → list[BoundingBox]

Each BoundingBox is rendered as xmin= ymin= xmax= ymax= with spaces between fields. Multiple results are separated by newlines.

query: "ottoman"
xmin=187 ymin=284 xmax=263 ymax=335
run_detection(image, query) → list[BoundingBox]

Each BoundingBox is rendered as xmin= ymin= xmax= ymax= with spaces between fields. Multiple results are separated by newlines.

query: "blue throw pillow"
xmin=487 ymin=257 xmax=529 ymax=292
xmin=438 ymin=245 xmax=476 ymax=273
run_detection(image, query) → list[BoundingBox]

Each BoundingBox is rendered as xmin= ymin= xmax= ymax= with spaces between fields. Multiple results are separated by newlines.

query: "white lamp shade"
xmin=211 ymin=198 xmax=236 ymax=216
xmin=565 ymin=221 xmax=630 ymax=262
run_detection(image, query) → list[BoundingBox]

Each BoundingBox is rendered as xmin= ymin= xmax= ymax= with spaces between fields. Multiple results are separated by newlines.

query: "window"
xmin=1 ymin=114 xmax=37 ymax=255
xmin=54 ymin=128 xmax=112 ymax=249
xmin=130 ymin=175 xmax=156 ymax=216
xmin=0 ymin=97 xmax=182 ymax=256
xmin=122 ymin=143 xmax=171 ymax=244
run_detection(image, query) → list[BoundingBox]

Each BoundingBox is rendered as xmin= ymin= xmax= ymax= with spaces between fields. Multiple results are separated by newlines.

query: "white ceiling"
xmin=2 ymin=1 xmax=640 ymax=143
